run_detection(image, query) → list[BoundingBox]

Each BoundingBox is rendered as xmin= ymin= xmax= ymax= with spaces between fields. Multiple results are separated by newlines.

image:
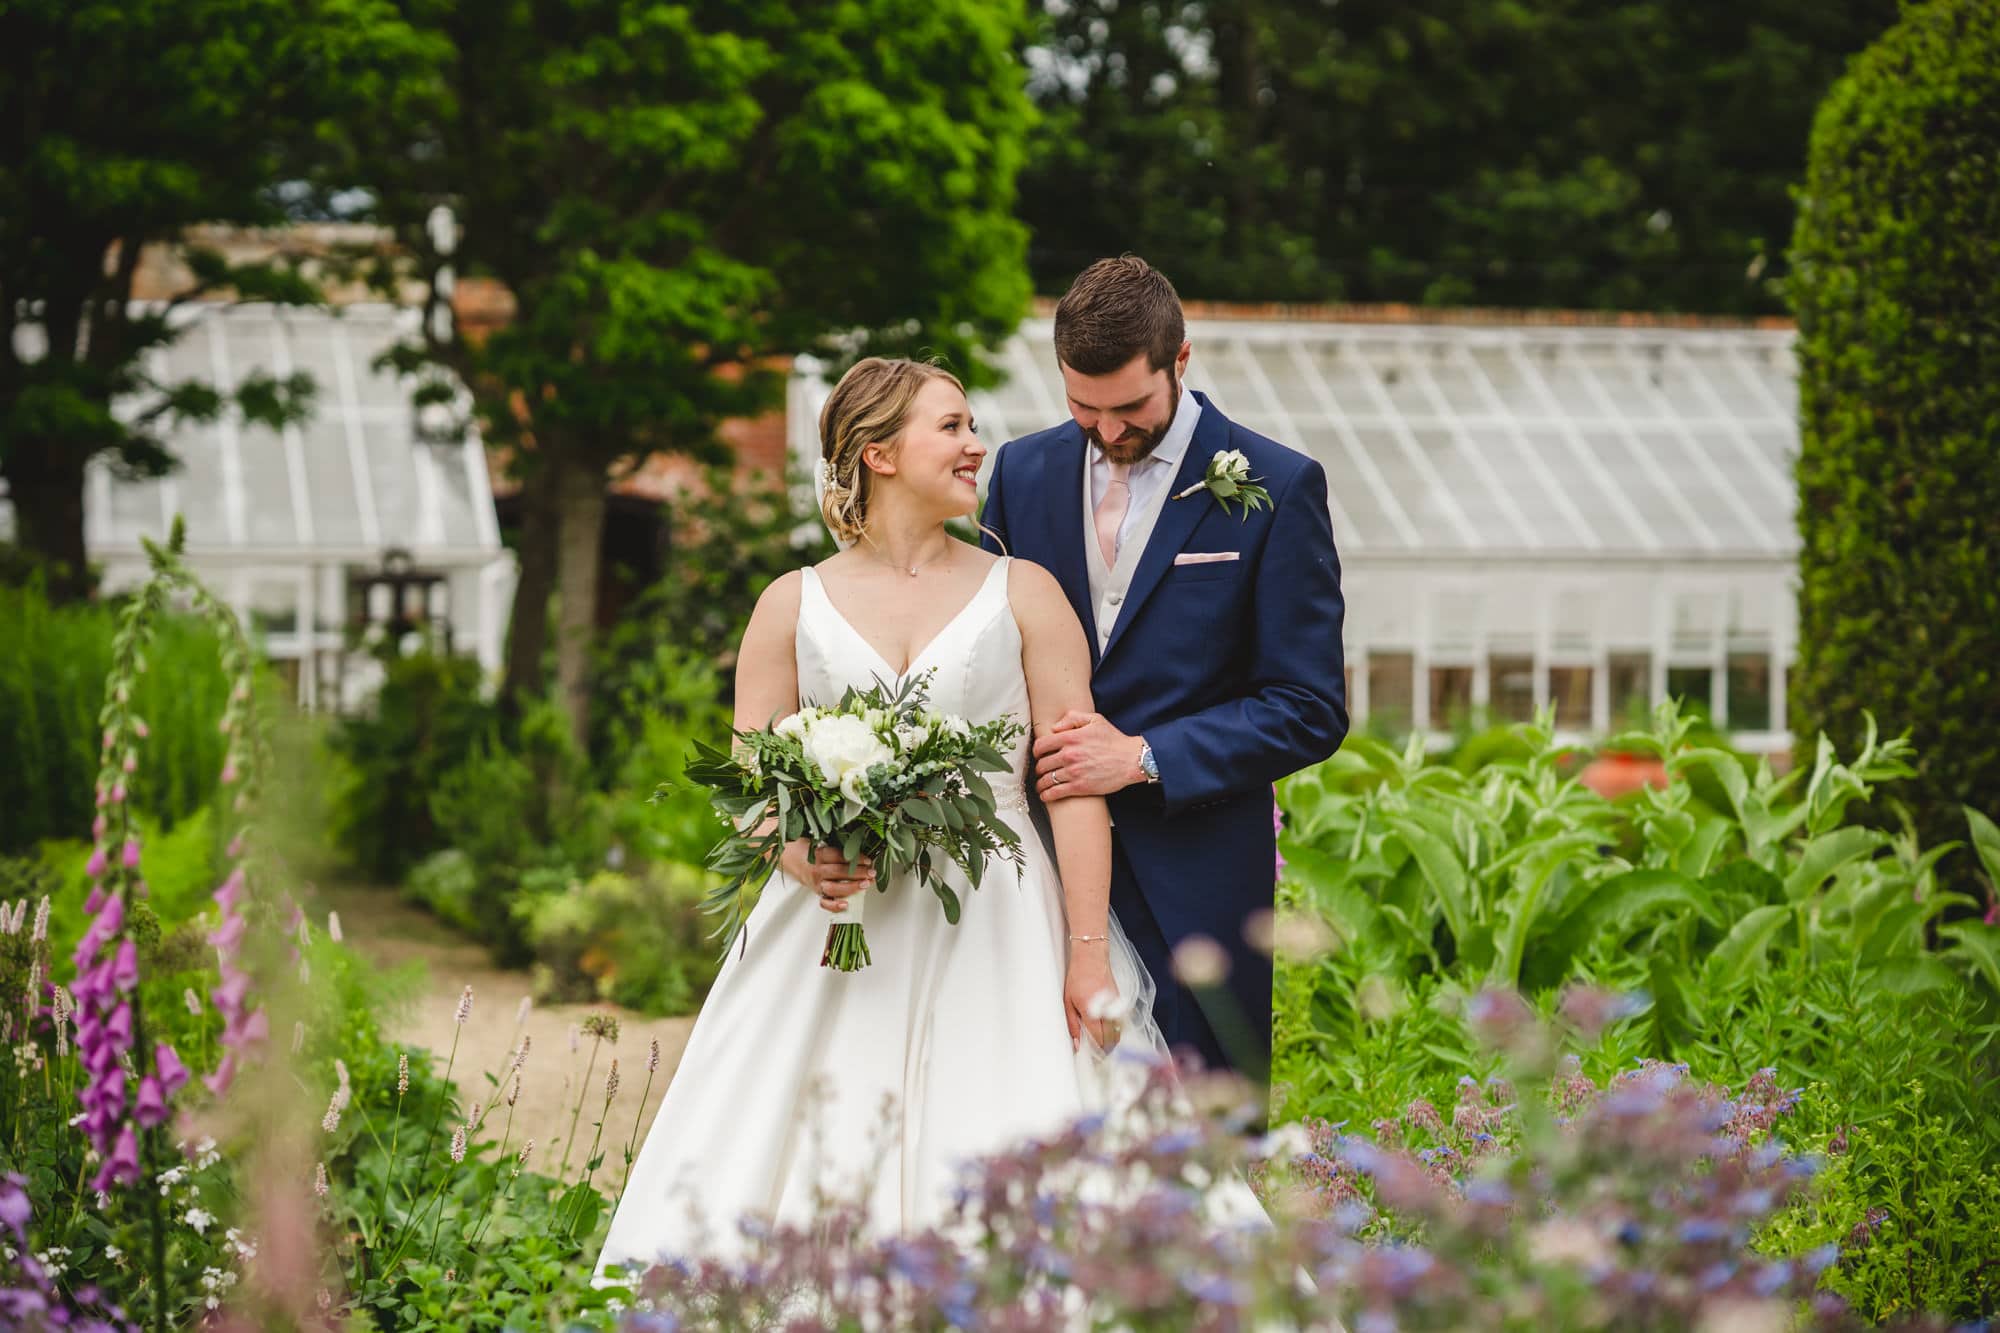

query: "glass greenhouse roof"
xmin=941 ymin=317 xmax=1799 ymax=561
xmin=85 ymin=304 xmax=501 ymax=561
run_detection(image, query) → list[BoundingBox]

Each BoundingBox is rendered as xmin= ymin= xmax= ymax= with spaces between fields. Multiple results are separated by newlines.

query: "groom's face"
xmin=1060 ymin=344 xmax=1192 ymax=466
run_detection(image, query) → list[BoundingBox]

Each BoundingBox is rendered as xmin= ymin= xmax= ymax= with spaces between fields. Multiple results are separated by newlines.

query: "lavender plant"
xmin=603 ymin=991 xmax=1967 ymax=1332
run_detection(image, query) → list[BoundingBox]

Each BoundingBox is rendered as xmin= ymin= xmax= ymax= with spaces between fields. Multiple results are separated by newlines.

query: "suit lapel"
xmin=1041 ymin=424 xmax=1100 ymax=660
xmin=1098 ymin=392 xmax=1229 ymax=665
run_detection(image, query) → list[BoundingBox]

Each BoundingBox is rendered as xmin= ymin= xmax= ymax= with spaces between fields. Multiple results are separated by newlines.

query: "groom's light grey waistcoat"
xmin=1081 ymin=395 xmax=1202 ymax=655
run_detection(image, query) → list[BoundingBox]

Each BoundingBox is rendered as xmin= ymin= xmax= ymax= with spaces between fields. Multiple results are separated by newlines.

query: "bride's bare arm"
xmin=1010 ymin=560 xmax=1117 ymax=1047
xmin=734 ymin=570 xmax=802 ymax=732
xmin=736 ymin=572 xmax=874 ymax=906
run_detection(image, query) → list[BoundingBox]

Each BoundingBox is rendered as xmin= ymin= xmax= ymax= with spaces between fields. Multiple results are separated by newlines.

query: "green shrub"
xmin=517 ymin=865 xmax=722 ymax=1016
xmin=0 ymin=582 xmax=230 ymax=854
xmin=1788 ymin=0 xmax=2000 ymax=887
xmin=328 ymin=651 xmax=497 ymax=882
xmin=1762 ymin=1089 xmax=2000 ymax=1322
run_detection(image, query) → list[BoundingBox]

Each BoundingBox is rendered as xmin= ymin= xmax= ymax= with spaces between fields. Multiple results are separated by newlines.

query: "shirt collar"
xmin=1091 ymin=382 xmax=1203 ymax=472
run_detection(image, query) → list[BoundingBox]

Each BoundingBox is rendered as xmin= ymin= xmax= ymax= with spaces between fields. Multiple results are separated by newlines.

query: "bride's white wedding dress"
xmin=594 ymin=556 xmax=1173 ymax=1281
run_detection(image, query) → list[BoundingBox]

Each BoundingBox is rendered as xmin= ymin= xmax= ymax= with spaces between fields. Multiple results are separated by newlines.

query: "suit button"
xmin=1107 ymin=592 xmax=1123 ymax=606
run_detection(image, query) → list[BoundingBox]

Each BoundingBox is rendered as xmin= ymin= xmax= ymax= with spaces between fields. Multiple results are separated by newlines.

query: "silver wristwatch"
xmin=1138 ymin=739 xmax=1160 ymax=784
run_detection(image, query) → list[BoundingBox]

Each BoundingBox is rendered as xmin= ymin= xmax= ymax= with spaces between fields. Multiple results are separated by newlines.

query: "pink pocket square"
xmin=1174 ymin=551 xmax=1240 ymax=565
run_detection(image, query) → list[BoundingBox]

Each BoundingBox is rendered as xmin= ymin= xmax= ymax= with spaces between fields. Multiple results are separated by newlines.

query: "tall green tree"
xmin=354 ymin=0 xmax=1033 ymax=747
xmin=0 ymin=0 xmax=439 ymax=600
xmin=1788 ymin=0 xmax=2000 ymax=882
xmin=1019 ymin=0 xmax=1895 ymax=312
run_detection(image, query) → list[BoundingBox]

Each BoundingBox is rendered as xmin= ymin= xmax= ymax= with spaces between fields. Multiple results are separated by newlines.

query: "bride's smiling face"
xmin=865 ymin=377 xmax=984 ymax=520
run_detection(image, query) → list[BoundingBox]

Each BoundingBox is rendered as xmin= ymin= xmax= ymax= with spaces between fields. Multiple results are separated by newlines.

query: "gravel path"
xmin=312 ymin=881 xmax=698 ymax=1185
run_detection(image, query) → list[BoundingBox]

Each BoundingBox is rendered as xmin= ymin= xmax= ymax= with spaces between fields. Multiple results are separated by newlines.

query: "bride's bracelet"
xmin=1068 ymin=932 xmax=1110 ymax=944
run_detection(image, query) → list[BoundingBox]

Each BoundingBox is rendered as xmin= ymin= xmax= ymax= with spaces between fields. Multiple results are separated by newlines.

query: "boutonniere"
xmin=1173 ymin=449 xmax=1271 ymax=519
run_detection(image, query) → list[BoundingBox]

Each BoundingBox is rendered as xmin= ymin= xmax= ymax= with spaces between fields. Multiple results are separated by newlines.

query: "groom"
xmin=980 ymin=256 xmax=1349 ymax=1084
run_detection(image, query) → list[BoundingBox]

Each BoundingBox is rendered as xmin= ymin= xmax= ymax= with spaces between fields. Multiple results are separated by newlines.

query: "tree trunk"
xmin=551 ymin=449 xmax=607 ymax=754
xmin=500 ymin=466 xmax=558 ymax=713
xmin=3 ymin=443 xmax=93 ymax=604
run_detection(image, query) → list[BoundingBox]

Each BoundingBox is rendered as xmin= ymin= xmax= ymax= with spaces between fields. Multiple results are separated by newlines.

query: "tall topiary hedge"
xmin=1788 ymin=0 xmax=2000 ymax=880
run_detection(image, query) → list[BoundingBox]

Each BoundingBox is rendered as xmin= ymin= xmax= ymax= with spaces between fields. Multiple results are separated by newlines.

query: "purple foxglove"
xmin=111 ymin=939 xmax=138 ymax=992
xmin=203 ymin=1051 xmax=238 ymax=1097
xmin=91 ymin=1124 xmax=140 ymax=1192
xmin=85 ymin=846 xmax=107 ymax=879
xmin=121 ymin=838 xmax=141 ymax=868
xmin=213 ymin=867 xmax=245 ymax=912
xmin=155 ymin=1043 xmax=189 ymax=1095
xmin=134 ymin=1077 xmax=169 ymax=1128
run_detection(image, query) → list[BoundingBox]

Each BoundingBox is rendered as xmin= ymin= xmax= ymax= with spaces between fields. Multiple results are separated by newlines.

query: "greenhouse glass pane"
xmin=1368 ymin=652 xmax=1415 ymax=732
xmin=1548 ymin=666 xmax=1593 ymax=731
xmin=1466 ymin=346 xmax=1541 ymax=419
xmin=299 ymin=416 xmax=366 ymax=546
xmin=237 ymin=420 xmax=299 ymax=547
xmin=1490 ymin=655 xmax=1536 ymax=722
xmin=1428 ymin=355 xmax=1493 ymax=415
xmin=1728 ymin=653 xmax=1773 ymax=731
xmin=1297 ymin=426 xmax=1405 ymax=549
xmin=429 ymin=444 xmax=483 ymax=548
xmin=1360 ymin=346 xmax=1434 ymax=416
xmin=1413 ymin=428 xmax=1518 ymax=546
xmin=1537 ymin=352 xmax=1615 ymax=419
xmin=1200 ymin=340 xmax=1262 ymax=409
xmin=1244 ymin=344 xmax=1316 ymax=418
xmin=1297 ymin=341 xmax=1382 ymax=417
xmin=1429 ymin=665 xmax=1474 ymax=730
xmin=1609 ymin=653 xmax=1652 ymax=725
xmin=1633 ymin=429 xmax=1757 ymax=549
xmin=364 ymin=418 xmax=421 ymax=542
xmin=1681 ymin=347 xmax=1764 ymax=417
xmin=344 ymin=320 xmax=413 ymax=410
xmin=167 ymin=424 xmax=231 ymax=546
xmin=1666 ymin=666 xmax=1714 ymax=720
xmin=1530 ymin=432 xmax=1638 ymax=549
xmin=104 ymin=471 xmax=164 ymax=545
xmin=220 ymin=316 xmax=276 ymax=393
xmin=1582 ymin=430 xmax=1699 ymax=549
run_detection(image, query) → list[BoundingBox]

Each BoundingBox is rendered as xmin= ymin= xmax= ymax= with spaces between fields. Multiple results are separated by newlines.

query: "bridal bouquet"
xmin=681 ymin=674 xmax=1027 ymax=971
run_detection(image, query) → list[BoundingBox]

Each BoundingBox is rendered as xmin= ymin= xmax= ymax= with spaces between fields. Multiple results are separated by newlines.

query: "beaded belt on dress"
xmin=991 ymin=781 xmax=1031 ymax=815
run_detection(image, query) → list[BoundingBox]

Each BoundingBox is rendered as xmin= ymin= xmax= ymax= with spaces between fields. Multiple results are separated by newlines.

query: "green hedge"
xmin=1787 ymin=0 xmax=2000 ymax=880
xmin=0 ymin=583 xmax=230 ymax=854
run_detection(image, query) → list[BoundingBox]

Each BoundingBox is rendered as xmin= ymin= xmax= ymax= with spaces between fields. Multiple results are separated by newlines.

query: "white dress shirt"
xmin=1087 ymin=385 xmax=1203 ymax=561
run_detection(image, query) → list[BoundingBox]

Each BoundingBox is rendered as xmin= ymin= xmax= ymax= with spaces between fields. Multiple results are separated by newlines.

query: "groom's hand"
xmin=1034 ymin=710 xmax=1146 ymax=801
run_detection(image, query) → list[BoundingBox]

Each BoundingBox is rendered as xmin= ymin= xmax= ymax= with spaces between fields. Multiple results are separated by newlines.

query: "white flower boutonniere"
xmin=1173 ymin=449 xmax=1272 ymax=519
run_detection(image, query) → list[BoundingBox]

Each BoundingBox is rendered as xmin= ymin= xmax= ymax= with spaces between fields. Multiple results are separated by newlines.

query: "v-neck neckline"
xmin=806 ymin=558 xmax=1007 ymax=682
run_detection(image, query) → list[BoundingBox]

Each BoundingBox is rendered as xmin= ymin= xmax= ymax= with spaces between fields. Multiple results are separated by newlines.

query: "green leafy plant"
xmin=517 ymin=866 xmax=722 ymax=1016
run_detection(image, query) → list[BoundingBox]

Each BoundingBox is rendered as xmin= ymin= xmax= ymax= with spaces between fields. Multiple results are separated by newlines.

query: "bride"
xmin=593 ymin=357 xmax=1175 ymax=1282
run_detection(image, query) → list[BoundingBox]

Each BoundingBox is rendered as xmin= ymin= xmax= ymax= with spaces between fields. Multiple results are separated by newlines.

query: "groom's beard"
xmin=1087 ymin=375 xmax=1181 ymax=466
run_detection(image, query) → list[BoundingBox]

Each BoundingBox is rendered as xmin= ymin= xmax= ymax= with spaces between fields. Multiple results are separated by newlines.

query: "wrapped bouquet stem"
xmin=678 ymin=672 xmax=1026 ymax=972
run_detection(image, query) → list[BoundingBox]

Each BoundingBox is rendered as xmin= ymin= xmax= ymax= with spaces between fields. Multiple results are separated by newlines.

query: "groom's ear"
xmin=1173 ymin=340 xmax=1192 ymax=380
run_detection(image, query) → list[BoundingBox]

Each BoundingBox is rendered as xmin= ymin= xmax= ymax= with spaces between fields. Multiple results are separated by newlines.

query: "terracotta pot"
xmin=1579 ymin=750 xmax=1668 ymax=800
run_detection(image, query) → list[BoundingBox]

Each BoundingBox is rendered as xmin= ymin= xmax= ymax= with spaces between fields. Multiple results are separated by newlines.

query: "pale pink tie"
xmin=1094 ymin=461 xmax=1132 ymax=567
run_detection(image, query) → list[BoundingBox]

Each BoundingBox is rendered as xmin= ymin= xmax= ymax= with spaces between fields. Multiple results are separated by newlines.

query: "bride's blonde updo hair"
xmin=817 ymin=357 xmax=968 ymax=545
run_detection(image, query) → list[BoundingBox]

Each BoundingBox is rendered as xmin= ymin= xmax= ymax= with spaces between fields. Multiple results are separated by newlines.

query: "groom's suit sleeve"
xmin=978 ymin=444 xmax=1012 ymax=556
xmin=1144 ymin=456 xmax=1348 ymax=814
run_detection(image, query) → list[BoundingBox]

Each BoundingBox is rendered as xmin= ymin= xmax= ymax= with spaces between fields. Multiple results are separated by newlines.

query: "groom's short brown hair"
xmin=1053 ymin=255 xmax=1185 ymax=376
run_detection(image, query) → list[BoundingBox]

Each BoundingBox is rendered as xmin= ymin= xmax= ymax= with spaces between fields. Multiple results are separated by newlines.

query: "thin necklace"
xmin=867 ymin=538 xmax=952 ymax=578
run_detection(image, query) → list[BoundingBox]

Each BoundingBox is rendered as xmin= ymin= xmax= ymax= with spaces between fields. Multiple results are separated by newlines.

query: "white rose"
xmin=773 ymin=712 xmax=807 ymax=741
xmin=1214 ymin=449 xmax=1251 ymax=482
xmin=894 ymin=722 xmax=927 ymax=751
xmin=802 ymin=714 xmax=894 ymax=792
xmin=940 ymin=715 xmax=972 ymax=740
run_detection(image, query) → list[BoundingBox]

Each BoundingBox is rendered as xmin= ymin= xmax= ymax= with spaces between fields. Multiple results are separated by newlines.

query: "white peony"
xmin=802 ymin=713 xmax=894 ymax=793
xmin=773 ymin=711 xmax=808 ymax=741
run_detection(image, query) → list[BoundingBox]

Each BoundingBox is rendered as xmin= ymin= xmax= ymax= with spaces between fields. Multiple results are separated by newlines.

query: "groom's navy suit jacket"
xmin=980 ymin=391 xmax=1348 ymax=1079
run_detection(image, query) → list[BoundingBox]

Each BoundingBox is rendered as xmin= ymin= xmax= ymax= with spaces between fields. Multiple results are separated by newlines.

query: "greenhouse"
xmin=40 ymin=303 xmax=515 ymax=710
xmin=792 ymin=313 xmax=1802 ymax=750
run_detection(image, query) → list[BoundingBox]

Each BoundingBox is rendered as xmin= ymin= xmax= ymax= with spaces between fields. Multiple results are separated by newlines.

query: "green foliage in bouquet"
xmin=681 ymin=673 xmax=1026 ymax=970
